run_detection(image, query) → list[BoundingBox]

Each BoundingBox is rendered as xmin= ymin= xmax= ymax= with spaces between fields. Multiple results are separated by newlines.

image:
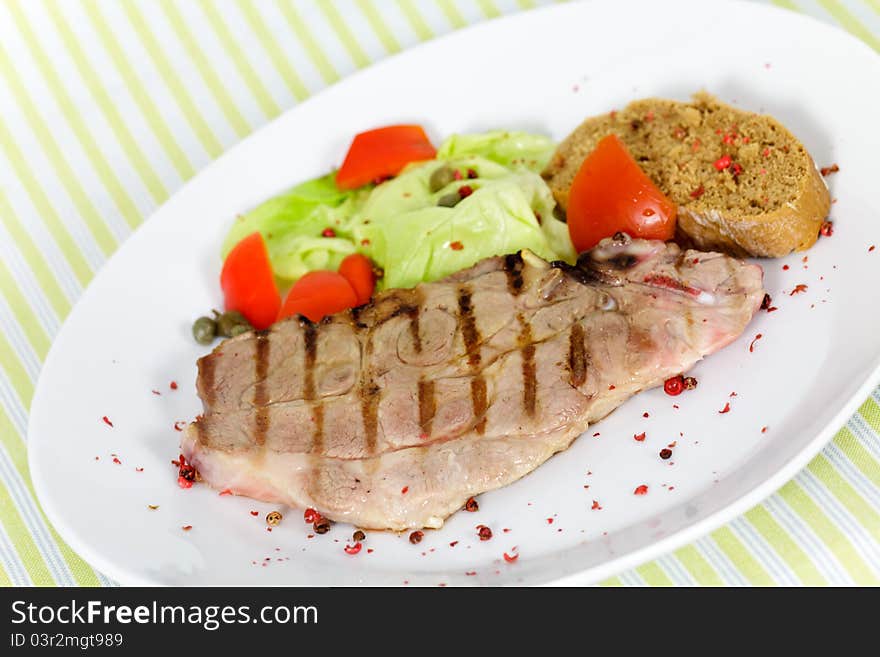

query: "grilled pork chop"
xmin=182 ymin=235 xmax=764 ymax=530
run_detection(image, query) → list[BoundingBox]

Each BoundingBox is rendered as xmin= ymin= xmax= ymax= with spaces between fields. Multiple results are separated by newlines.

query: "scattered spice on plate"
xmin=503 ymin=550 xmax=519 ymax=563
xmin=633 ymin=485 xmax=648 ymax=495
xmin=761 ymin=426 xmax=768 ymax=434
xmin=147 ymin=505 xmax=159 ymax=511
xmin=353 ymin=530 xmax=366 ymax=543
xmin=464 ymin=497 xmax=479 ymax=512
xmin=477 ymin=525 xmax=493 ymax=541
xmin=643 ymin=412 xmax=650 ymax=418
xmin=719 ymin=402 xmax=731 ymax=414
xmin=314 ymin=518 xmax=331 ymax=534
xmin=819 ymin=164 xmax=839 ymax=176
xmin=344 ymin=542 xmax=362 ymax=555
xmin=790 ymin=284 xmax=808 ymax=295
xmin=250 ymin=511 xmax=259 ymax=516
xmin=870 ymin=245 xmax=876 ymax=252
xmin=546 ymin=517 xmax=554 ymax=525
xmin=682 ymin=376 xmax=698 ymax=390
xmin=173 ymin=421 xmax=186 ymax=431
xmin=182 ymin=525 xmax=192 ymax=531
xmin=659 ymin=448 xmax=673 ymax=460
xmin=409 ymin=530 xmax=424 ymax=545
xmin=663 ymin=375 xmax=684 ymax=396
xmin=401 ymin=486 xmax=409 ymax=495
xmin=782 ymin=264 xmax=790 ymax=271
xmin=151 ymin=389 xmax=161 ymax=396
xmin=266 ymin=511 xmax=282 ymax=527
xmin=170 ymin=381 xmax=178 ymax=390
xmin=303 ymin=508 xmax=320 ymax=524
xmin=102 ymin=416 xmax=113 ymax=427
xmin=633 ymin=432 xmax=646 ymax=442
xmin=749 ymin=333 xmax=763 ymax=353
xmin=591 ymin=500 xmax=602 ymax=510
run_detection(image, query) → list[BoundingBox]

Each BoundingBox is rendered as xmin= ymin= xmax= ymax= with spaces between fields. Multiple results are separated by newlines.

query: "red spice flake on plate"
xmin=790 ymin=284 xmax=808 ymax=296
xmin=151 ymin=389 xmax=161 ymax=396
xmin=749 ymin=333 xmax=763 ymax=353
xmin=660 ymin=448 xmax=673 ymax=460
xmin=591 ymin=500 xmax=602 ymax=510
xmin=449 ymin=541 xmax=459 ymax=548
xmin=218 ymin=488 xmax=232 ymax=496
xmin=182 ymin=525 xmax=192 ymax=531
xmin=409 ymin=530 xmax=424 ymax=545
xmin=593 ymin=432 xmax=600 ymax=437
xmin=761 ymin=426 xmax=768 ymax=434
xmin=464 ymin=497 xmax=479 ymax=512
xmin=173 ymin=421 xmax=186 ymax=431
xmin=250 ymin=511 xmax=259 ymax=516
xmin=112 ymin=456 xmax=121 ymax=465
xmin=719 ymin=402 xmax=731 ymax=414
xmin=401 ymin=486 xmax=409 ymax=495
xmin=147 ymin=504 xmax=159 ymax=510
xmin=344 ymin=542 xmax=362 ymax=555
xmin=546 ymin=517 xmax=554 ymax=525
xmin=135 ymin=467 xmax=144 ymax=472
xmin=303 ymin=508 xmax=321 ymax=524
xmin=782 ymin=264 xmax=790 ymax=271
xmin=819 ymin=164 xmax=839 ymax=177
xmin=760 ymin=293 xmax=772 ymax=310
xmin=477 ymin=525 xmax=493 ymax=541
xmin=633 ymin=432 xmax=646 ymax=442
xmin=449 ymin=241 xmax=464 ymax=251
xmin=633 ymin=485 xmax=649 ymax=495
xmin=102 ymin=416 xmax=113 ymax=427
xmin=870 ymin=245 xmax=876 ymax=252
xmin=663 ymin=375 xmax=684 ymax=396
xmin=170 ymin=381 xmax=178 ymax=390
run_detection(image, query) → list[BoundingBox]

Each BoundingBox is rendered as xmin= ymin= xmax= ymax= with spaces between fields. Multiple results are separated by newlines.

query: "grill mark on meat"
xmin=200 ymin=354 xmax=216 ymax=407
xmin=302 ymin=321 xmax=324 ymax=452
xmin=517 ymin=313 xmax=537 ymax=417
xmin=417 ymin=378 xmax=435 ymax=437
xmin=358 ymin=332 xmax=380 ymax=454
xmin=408 ymin=288 xmax=423 ymax=353
xmin=503 ymin=252 xmax=525 ymax=296
xmin=253 ymin=333 xmax=271 ymax=445
xmin=568 ymin=323 xmax=587 ymax=388
xmin=458 ymin=285 xmax=487 ymax=433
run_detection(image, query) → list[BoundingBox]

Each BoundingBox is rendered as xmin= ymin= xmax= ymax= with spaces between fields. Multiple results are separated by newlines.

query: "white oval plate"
xmin=29 ymin=0 xmax=880 ymax=586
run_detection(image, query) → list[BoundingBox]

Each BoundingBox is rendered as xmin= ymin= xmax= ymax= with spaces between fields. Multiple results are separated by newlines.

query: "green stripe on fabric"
xmin=0 ymin=190 xmax=71 ymax=318
xmin=436 ymin=0 xmax=467 ymax=28
xmin=807 ymin=455 xmax=880 ymax=541
xmin=859 ymin=396 xmax=880 ymax=434
xmin=477 ymin=0 xmax=502 ymax=19
xmin=833 ymin=426 xmax=880 ymax=489
xmin=0 ymin=44 xmax=117 ymax=256
xmin=198 ymin=0 xmax=281 ymax=119
xmin=356 ymin=0 xmax=401 ymax=53
xmin=398 ymin=0 xmax=435 ymax=41
xmin=673 ymin=545 xmax=725 ymax=586
xmin=159 ymin=0 xmax=252 ymax=137
xmin=38 ymin=1 xmax=165 ymax=214
xmin=817 ymin=0 xmax=880 ymax=51
xmin=0 ymin=121 xmax=93 ymax=287
xmin=598 ymin=576 xmax=623 ymax=586
xmin=274 ymin=1 xmax=340 ymax=84
xmin=0 ymin=330 xmax=35 ymax=407
xmin=710 ymin=527 xmax=775 ymax=586
xmin=237 ymin=0 xmax=310 ymax=101
xmin=778 ymin=480 xmax=879 ymax=584
xmin=7 ymin=2 xmax=141 ymax=226
xmin=0 ymin=561 xmax=11 ymax=588
xmin=83 ymin=0 xmax=195 ymax=181
xmin=744 ymin=505 xmax=826 ymax=585
xmin=867 ymin=0 xmax=880 ymax=16
xmin=770 ymin=0 xmax=799 ymax=10
xmin=317 ymin=1 xmax=371 ymax=69
xmin=0 ymin=259 xmax=51 ymax=359
xmin=120 ymin=1 xmax=224 ymax=158
xmin=0 ymin=480 xmax=52 ymax=586
xmin=635 ymin=561 xmax=674 ymax=586
xmin=516 ymin=0 xmax=537 ymax=9
xmin=0 ymin=406 xmax=100 ymax=586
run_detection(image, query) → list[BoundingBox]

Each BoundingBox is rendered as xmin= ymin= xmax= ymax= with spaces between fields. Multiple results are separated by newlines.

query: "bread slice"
xmin=542 ymin=93 xmax=830 ymax=257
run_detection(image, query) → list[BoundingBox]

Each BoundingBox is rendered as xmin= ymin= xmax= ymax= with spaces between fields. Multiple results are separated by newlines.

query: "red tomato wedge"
xmin=278 ymin=271 xmax=358 ymax=323
xmin=220 ymin=232 xmax=280 ymax=330
xmin=335 ymin=125 xmax=436 ymax=190
xmin=566 ymin=134 xmax=677 ymax=252
xmin=338 ymin=254 xmax=376 ymax=306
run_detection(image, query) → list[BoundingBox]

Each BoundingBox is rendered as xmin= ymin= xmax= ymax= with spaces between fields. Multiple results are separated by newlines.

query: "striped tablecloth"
xmin=1 ymin=0 xmax=878 ymax=588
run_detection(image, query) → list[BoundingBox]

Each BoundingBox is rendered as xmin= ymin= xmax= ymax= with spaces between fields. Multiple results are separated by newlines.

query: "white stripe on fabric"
xmin=0 ymin=442 xmax=76 ymax=586
xmin=763 ymin=494 xmax=852 ymax=584
xmin=657 ymin=554 xmax=695 ymax=586
xmin=0 ymin=299 xmax=43 ymax=382
xmin=824 ymin=442 xmax=880 ymax=510
xmin=92 ymin=0 xmax=215 ymax=171
xmin=296 ymin=0 xmax=363 ymax=73
xmin=797 ymin=469 xmax=880 ymax=578
xmin=0 ymin=523 xmax=33 ymax=587
xmin=728 ymin=517 xmax=801 ymax=586
xmin=0 ymin=223 xmax=62 ymax=337
xmin=135 ymin=1 xmax=242 ymax=148
xmin=0 ymin=376 xmax=29 ymax=435
xmin=847 ymin=413 xmax=880 ymax=462
xmin=692 ymin=537 xmax=749 ymax=586
xmin=617 ymin=570 xmax=646 ymax=587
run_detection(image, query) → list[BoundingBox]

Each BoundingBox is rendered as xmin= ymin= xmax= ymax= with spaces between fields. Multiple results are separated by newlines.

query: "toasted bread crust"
xmin=543 ymin=93 xmax=830 ymax=258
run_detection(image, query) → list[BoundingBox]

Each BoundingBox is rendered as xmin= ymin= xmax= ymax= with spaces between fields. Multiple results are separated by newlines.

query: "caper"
xmin=429 ymin=165 xmax=456 ymax=193
xmin=217 ymin=310 xmax=252 ymax=337
xmin=192 ymin=316 xmax=217 ymax=345
xmin=437 ymin=191 xmax=461 ymax=208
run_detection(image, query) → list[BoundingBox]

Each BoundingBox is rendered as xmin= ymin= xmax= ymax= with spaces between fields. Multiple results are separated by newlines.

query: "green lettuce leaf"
xmin=435 ymin=130 xmax=556 ymax=172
